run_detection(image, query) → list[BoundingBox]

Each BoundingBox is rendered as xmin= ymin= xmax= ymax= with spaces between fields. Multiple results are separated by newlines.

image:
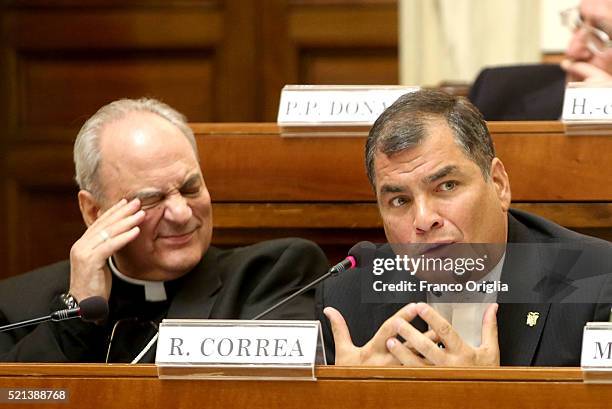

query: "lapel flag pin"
xmin=526 ymin=311 xmax=540 ymax=327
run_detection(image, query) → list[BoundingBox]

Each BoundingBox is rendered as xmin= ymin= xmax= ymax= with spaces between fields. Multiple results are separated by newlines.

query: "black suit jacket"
xmin=0 ymin=238 xmax=329 ymax=362
xmin=468 ymin=64 xmax=566 ymax=121
xmin=316 ymin=209 xmax=612 ymax=366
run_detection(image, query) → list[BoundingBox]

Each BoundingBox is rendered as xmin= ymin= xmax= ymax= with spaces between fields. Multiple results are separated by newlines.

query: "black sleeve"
xmin=242 ymin=238 xmax=330 ymax=320
xmin=208 ymin=238 xmax=330 ymax=321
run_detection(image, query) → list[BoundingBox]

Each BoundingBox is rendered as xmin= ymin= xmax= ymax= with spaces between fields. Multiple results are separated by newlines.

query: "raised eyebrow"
xmin=379 ymin=184 xmax=405 ymax=195
xmin=423 ymin=165 xmax=459 ymax=185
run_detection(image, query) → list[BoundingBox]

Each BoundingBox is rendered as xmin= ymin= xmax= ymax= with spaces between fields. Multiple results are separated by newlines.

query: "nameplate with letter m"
xmin=155 ymin=319 xmax=325 ymax=381
xmin=581 ymin=322 xmax=612 ymax=383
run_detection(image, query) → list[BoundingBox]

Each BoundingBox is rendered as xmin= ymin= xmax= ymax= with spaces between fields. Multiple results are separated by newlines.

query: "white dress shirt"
xmin=427 ymin=254 xmax=505 ymax=347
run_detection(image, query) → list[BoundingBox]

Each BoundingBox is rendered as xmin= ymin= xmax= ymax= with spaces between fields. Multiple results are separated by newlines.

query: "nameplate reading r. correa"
xmin=155 ymin=319 xmax=325 ymax=381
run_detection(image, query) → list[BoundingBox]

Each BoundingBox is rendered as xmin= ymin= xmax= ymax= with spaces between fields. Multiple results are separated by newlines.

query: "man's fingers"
xmin=386 ymin=337 xmax=430 ymax=367
xmin=561 ymin=60 xmax=611 ymax=82
xmin=91 ymin=198 xmax=141 ymax=230
xmin=323 ymin=307 xmax=355 ymax=356
xmin=91 ymin=198 xmax=129 ymax=224
xmin=415 ymin=303 xmax=462 ymax=351
xmin=85 ymin=198 xmax=144 ymax=252
xmin=395 ymin=316 xmax=446 ymax=365
xmin=374 ymin=303 xmax=419 ymax=340
xmin=91 ymin=210 xmax=145 ymax=250
xmin=423 ymin=329 xmax=440 ymax=344
xmin=95 ymin=226 xmax=141 ymax=256
xmin=481 ymin=303 xmax=499 ymax=351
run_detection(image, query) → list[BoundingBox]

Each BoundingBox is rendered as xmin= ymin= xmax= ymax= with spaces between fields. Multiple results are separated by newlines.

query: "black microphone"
xmin=0 ymin=296 xmax=109 ymax=333
xmin=252 ymin=241 xmax=375 ymax=320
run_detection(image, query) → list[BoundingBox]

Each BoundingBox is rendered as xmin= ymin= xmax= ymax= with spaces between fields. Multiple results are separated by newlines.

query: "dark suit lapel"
xmin=498 ymin=212 xmax=551 ymax=365
xmin=166 ymin=247 xmax=223 ymax=319
xmin=498 ymin=303 xmax=550 ymax=365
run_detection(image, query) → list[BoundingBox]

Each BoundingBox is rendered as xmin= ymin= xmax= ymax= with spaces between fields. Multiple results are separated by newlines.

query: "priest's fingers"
xmin=87 ymin=198 xmax=142 ymax=236
xmin=90 ymin=210 xmax=145 ymax=251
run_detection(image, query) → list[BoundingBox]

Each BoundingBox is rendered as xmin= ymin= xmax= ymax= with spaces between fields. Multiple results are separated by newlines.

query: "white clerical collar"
xmin=108 ymin=257 xmax=167 ymax=302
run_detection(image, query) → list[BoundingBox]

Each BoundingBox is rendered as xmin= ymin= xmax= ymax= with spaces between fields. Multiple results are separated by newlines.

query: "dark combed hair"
xmin=365 ymin=89 xmax=495 ymax=187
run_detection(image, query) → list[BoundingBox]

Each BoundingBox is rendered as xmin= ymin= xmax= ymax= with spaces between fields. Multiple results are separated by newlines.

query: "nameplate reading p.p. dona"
xmin=277 ymin=85 xmax=418 ymax=134
xmin=155 ymin=319 xmax=325 ymax=381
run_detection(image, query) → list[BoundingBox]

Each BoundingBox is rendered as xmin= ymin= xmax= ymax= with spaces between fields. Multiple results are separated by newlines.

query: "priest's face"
xmin=95 ymin=111 xmax=213 ymax=281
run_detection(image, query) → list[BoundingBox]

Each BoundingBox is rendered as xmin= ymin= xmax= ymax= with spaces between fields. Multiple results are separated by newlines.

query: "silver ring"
xmin=99 ymin=230 xmax=111 ymax=243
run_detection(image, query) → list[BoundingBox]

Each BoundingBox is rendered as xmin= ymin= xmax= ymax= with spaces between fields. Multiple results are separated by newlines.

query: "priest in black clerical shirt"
xmin=0 ymin=98 xmax=327 ymax=362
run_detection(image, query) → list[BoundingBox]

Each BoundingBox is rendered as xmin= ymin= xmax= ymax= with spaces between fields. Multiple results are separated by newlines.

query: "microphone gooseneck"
xmin=251 ymin=242 xmax=375 ymax=320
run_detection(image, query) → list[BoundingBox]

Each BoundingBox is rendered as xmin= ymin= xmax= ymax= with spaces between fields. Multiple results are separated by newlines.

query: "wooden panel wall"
xmin=0 ymin=0 xmax=258 ymax=142
xmin=0 ymin=0 xmax=399 ymax=277
xmin=260 ymin=0 xmax=398 ymax=119
xmin=0 ymin=0 xmax=397 ymax=137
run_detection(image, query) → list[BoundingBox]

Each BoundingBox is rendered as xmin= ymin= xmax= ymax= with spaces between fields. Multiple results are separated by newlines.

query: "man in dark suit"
xmin=468 ymin=64 xmax=566 ymax=120
xmin=0 ymin=98 xmax=328 ymax=362
xmin=469 ymin=0 xmax=612 ymax=120
xmin=316 ymin=89 xmax=612 ymax=366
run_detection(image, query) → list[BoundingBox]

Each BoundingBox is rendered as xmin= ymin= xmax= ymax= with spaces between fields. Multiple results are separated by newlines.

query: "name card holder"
xmin=155 ymin=319 xmax=325 ymax=381
xmin=581 ymin=322 xmax=612 ymax=383
xmin=277 ymin=85 xmax=418 ymax=137
xmin=562 ymin=82 xmax=612 ymax=135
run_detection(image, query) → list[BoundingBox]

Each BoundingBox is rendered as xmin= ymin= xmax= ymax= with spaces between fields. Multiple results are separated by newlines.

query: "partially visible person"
xmin=469 ymin=0 xmax=612 ymax=120
xmin=0 ymin=98 xmax=328 ymax=363
xmin=561 ymin=0 xmax=612 ymax=82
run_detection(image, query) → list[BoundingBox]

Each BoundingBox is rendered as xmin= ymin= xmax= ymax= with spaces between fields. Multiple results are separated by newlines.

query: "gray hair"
xmin=74 ymin=97 xmax=197 ymax=200
xmin=365 ymin=89 xmax=495 ymax=188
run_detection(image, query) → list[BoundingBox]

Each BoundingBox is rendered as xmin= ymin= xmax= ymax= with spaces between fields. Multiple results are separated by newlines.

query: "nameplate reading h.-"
xmin=562 ymin=82 xmax=612 ymax=122
xmin=155 ymin=319 xmax=325 ymax=381
xmin=277 ymin=85 xmax=418 ymax=127
xmin=581 ymin=322 xmax=612 ymax=383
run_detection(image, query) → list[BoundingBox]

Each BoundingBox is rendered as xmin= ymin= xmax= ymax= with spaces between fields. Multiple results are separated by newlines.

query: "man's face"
xmin=565 ymin=0 xmax=612 ymax=80
xmin=96 ymin=111 xmax=213 ymax=281
xmin=373 ymin=120 xmax=510 ymax=251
